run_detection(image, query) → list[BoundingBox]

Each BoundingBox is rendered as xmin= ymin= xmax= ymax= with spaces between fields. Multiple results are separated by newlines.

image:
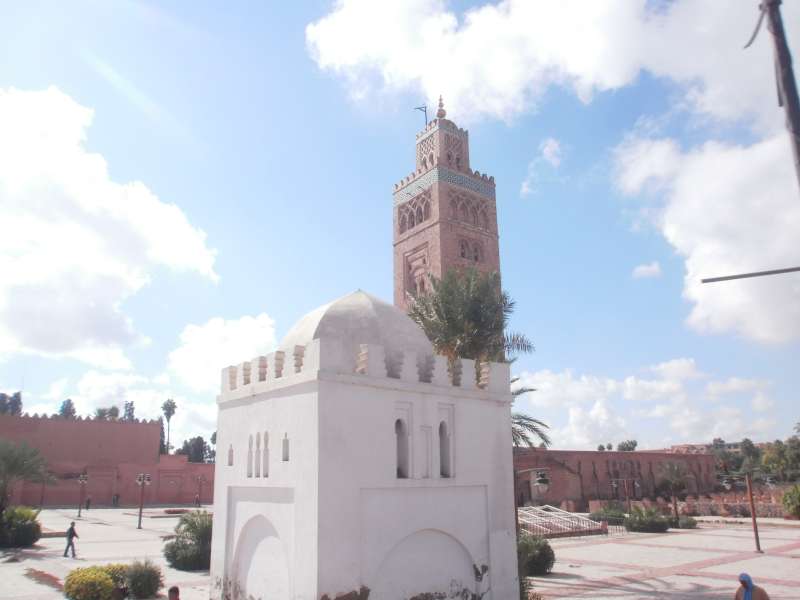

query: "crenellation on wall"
xmin=219 ymin=340 xmax=512 ymax=404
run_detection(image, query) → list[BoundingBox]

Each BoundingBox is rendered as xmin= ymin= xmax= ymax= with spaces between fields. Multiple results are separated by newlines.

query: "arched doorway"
xmin=372 ymin=529 xmax=476 ymax=599
xmin=231 ymin=515 xmax=290 ymax=600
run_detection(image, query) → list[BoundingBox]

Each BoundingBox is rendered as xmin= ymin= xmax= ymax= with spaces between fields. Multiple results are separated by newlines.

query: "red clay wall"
xmin=514 ymin=448 xmax=716 ymax=511
xmin=0 ymin=414 xmax=214 ymax=507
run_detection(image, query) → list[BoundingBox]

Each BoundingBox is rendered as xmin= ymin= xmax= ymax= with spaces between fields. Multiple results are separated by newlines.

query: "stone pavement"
xmin=0 ymin=507 xmax=210 ymax=600
xmin=530 ymin=523 xmax=800 ymax=599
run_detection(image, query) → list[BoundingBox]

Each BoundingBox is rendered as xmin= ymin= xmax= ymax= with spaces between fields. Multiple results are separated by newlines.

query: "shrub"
xmin=589 ymin=502 xmax=626 ymax=523
xmin=677 ymin=516 xmax=698 ymax=529
xmin=0 ymin=506 xmax=42 ymax=547
xmin=164 ymin=536 xmax=209 ymax=570
xmin=163 ymin=510 xmax=212 ymax=571
xmin=125 ymin=559 xmax=163 ymax=599
xmin=782 ymin=485 xmax=800 ymax=518
xmin=64 ymin=566 xmax=115 ymax=600
xmin=100 ymin=563 xmax=128 ymax=592
xmin=624 ymin=506 xmax=670 ymax=533
xmin=518 ymin=534 xmax=555 ymax=576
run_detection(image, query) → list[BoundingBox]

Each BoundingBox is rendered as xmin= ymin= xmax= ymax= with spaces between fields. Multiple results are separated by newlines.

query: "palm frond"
xmin=512 ymin=412 xmax=551 ymax=448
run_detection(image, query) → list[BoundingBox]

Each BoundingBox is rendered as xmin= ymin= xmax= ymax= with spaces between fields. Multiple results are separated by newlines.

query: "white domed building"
xmin=210 ymin=291 xmax=518 ymax=600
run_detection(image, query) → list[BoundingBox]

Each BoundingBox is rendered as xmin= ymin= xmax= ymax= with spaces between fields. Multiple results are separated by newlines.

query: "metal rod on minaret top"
xmin=414 ymin=105 xmax=427 ymax=126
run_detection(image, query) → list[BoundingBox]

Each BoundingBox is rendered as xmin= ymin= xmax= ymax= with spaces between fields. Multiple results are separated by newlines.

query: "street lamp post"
xmin=135 ymin=473 xmax=152 ymax=530
xmin=195 ymin=475 xmax=207 ymax=507
xmin=77 ymin=473 xmax=88 ymax=518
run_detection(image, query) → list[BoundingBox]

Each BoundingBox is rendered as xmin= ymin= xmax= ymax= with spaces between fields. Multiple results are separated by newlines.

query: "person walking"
xmin=168 ymin=585 xmax=180 ymax=600
xmin=735 ymin=573 xmax=770 ymax=600
xmin=63 ymin=522 xmax=78 ymax=558
xmin=85 ymin=495 xmax=91 ymax=511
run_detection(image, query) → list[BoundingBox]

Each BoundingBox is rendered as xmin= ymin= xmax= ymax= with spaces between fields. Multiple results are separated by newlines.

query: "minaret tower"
xmin=392 ymin=97 xmax=500 ymax=311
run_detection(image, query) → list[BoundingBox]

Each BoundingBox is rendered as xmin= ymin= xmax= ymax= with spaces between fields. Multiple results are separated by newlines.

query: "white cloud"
xmin=706 ymin=377 xmax=765 ymax=396
xmin=0 ymin=87 xmax=217 ymax=368
xmin=520 ymin=137 xmax=564 ymax=196
xmin=632 ymin=261 xmax=662 ymax=279
xmin=615 ymin=134 xmax=800 ymax=343
xmin=555 ymin=399 xmax=628 ymax=449
xmin=539 ymin=137 xmax=562 ymax=168
xmin=515 ymin=357 xmax=778 ymax=448
xmin=42 ymin=378 xmax=70 ymax=402
xmin=649 ymin=358 xmax=703 ymax=381
xmin=751 ymin=392 xmax=774 ymax=413
xmin=167 ymin=314 xmax=278 ymax=394
xmin=306 ymin=1 xmax=797 ymax=129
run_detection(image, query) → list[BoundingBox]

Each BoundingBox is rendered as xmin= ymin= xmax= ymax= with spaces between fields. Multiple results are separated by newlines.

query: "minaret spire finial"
xmin=436 ymin=95 xmax=446 ymax=119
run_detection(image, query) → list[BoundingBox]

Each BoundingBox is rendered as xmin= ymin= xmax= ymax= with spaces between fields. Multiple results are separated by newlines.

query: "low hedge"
xmin=624 ymin=506 xmax=670 ymax=533
xmin=64 ymin=567 xmax=115 ymax=600
xmin=0 ymin=506 xmax=42 ymax=548
xmin=64 ymin=561 xmax=163 ymax=600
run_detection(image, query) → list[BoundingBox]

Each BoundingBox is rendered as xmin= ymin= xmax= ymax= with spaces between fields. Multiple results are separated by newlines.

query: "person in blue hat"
xmin=735 ymin=573 xmax=770 ymax=600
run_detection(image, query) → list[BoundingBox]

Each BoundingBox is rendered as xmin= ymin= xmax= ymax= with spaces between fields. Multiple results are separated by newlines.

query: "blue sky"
xmin=1 ymin=1 xmax=798 ymax=450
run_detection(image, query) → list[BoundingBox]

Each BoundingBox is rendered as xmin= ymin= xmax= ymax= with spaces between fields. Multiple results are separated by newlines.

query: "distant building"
xmin=0 ymin=413 xmax=213 ymax=506
xmin=514 ymin=447 xmax=716 ymax=510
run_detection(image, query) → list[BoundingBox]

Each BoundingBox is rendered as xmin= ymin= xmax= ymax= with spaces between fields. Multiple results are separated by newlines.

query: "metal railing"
xmin=518 ymin=505 xmax=608 ymax=539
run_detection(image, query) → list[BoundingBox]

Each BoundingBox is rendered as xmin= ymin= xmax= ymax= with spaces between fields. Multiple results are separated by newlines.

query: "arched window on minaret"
xmin=254 ymin=432 xmax=261 ymax=477
xmin=480 ymin=210 xmax=489 ymax=229
xmin=460 ymin=240 xmax=469 ymax=259
xmin=408 ymin=211 xmax=416 ymax=229
xmin=415 ymin=205 xmax=423 ymax=225
xmin=227 ymin=444 xmax=234 ymax=467
xmin=423 ymin=199 xmax=431 ymax=221
xmin=471 ymin=206 xmax=479 ymax=226
xmin=247 ymin=435 xmax=253 ymax=478
xmin=439 ymin=421 xmax=451 ymax=478
xmin=399 ymin=213 xmax=407 ymax=234
xmin=282 ymin=433 xmax=290 ymax=462
xmin=460 ymin=202 xmax=468 ymax=222
xmin=395 ymin=419 xmax=409 ymax=479
xmin=473 ymin=243 xmax=482 ymax=263
xmin=429 ymin=152 xmax=434 ymax=166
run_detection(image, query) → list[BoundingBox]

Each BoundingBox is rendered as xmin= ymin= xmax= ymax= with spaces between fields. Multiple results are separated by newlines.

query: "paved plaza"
xmin=0 ymin=507 xmax=209 ymax=600
xmin=531 ymin=521 xmax=800 ymax=599
xmin=1 ymin=509 xmax=798 ymax=599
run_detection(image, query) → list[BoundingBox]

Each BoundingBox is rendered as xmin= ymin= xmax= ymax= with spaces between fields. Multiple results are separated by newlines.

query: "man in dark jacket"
xmin=63 ymin=522 xmax=78 ymax=558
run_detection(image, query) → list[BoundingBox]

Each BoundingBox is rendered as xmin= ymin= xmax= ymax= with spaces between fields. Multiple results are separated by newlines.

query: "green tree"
xmin=162 ymin=399 xmax=177 ymax=453
xmin=176 ymin=437 xmax=209 ymax=463
xmin=762 ymin=440 xmax=790 ymax=480
xmin=58 ymin=399 xmax=76 ymax=419
xmin=408 ymin=268 xmax=547 ymax=448
xmin=509 ymin=378 xmax=550 ymax=448
xmin=606 ymin=443 xmax=612 ymax=451
xmin=407 ymin=268 xmax=533 ymax=365
xmin=617 ymin=440 xmax=638 ymax=452
xmin=94 ymin=407 xmax=109 ymax=420
xmin=597 ymin=444 xmax=606 ymax=452
xmin=0 ymin=392 xmax=22 ymax=415
xmin=659 ymin=462 xmax=688 ymax=522
xmin=0 ymin=440 xmax=47 ymax=524
xmin=159 ymin=419 xmax=167 ymax=455
xmin=123 ymin=401 xmax=135 ymax=421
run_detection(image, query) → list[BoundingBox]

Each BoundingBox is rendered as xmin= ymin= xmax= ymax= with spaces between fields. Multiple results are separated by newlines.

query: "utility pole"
xmin=136 ymin=473 xmax=151 ymax=529
xmin=703 ymin=1 xmax=800 ymax=284
xmin=745 ymin=472 xmax=763 ymax=553
xmin=746 ymin=0 xmax=800 ymax=191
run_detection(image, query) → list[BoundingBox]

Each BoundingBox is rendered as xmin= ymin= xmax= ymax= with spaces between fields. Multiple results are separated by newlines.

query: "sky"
xmin=0 ymin=0 xmax=798 ymax=451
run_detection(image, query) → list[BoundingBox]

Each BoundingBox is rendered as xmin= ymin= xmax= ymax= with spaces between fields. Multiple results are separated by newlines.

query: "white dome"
xmin=279 ymin=290 xmax=433 ymax=358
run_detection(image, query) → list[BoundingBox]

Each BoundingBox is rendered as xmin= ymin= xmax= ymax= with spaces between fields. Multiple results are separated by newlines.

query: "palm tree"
xmin=162 ymin=399 xmax=177 ymax=453
xmin=510 ymin=377 xmax=550 ymax=448
xmin=0 ymin=440 xmax=47 ymax=522
xmin=660 ymin=462 xmax=688 ymax=522
xmin=409 ymin=268 xmax=548 ymax=447
xmin=407 ymin=268 xmax=533 ymax=366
